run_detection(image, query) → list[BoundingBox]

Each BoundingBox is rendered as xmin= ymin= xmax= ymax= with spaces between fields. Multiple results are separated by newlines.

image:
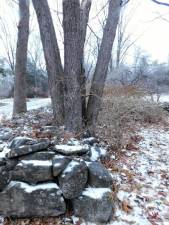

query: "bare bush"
xmin=96 ymin=90 xmax=167 ymax=150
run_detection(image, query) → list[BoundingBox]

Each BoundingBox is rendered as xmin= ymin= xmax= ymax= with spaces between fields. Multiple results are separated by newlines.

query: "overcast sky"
xmin=1 ymin=0 xmax=169 ymax=65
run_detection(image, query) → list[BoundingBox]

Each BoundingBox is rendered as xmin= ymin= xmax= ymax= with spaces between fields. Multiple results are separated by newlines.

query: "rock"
xmin=11 ymin=160 xmax=53 ymax=184
xmin=87 ymin=162 xmax=112 ymax=187
xmin=7 ymin=140 xmax=50 ymax=158
xmin=0 ymin=166 xmax=10 ymax=191
xmin=89 ymin=146 xmax=106 ymax=161
xmin=59 ymin=160 xmax=88 ymax=199
xmin=52 ymin=155 xmax=71 ymax=177
xmin=19 ymin=151 xmax=55 ymax=161
xmin=5 ymin=158 xmax=18 ymax=170
xmin=0 ymin=181 xmax=66 ymax=217
xmin=0 ymin=128 xmax=13 ymax=141
xmin=0 ymin=157 xmax=6 ymax=166
xmin=81 ymin=137 xmax=98 ymax=145
xmin=72 ymin=187 xmax=113 ymax=223
xmin=9 ymin=136 xmax=37 ymax=149
xmin=54 ymin=144 xmax=89 ymax=156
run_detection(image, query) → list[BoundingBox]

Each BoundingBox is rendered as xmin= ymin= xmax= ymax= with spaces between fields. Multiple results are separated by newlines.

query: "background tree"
xmin=32 ymin=0 xmax=64 ymax=125
xmin=13 ymin=0 xmax=29 ymax=115
xmin=87 ymin=0 xmax=121 ymax=126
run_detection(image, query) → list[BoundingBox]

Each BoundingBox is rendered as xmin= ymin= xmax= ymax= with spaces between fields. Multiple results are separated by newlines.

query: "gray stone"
xmin=52 ymin=155 xmax=71 ymax=177
xmin=0 ymin=166 xmax=10 ymax=191
xmin=11 ymin=160 xmax=53 ymax=184
xmin=89 ymin=146 xmax=106 ymax=161
xmin=81 ymin=137 xmax=98 ymax=145
xmin=19 ymin=151 xmax=55 ymax=161
xmin=0 ymin=181 xmax=66 ymax=217
xmin=9 ymin=136 xmax=37 ymax=149
xmin=54 ymin=144 xmax=90 ymax=156
xmin=87 ymin=162 xmax=112 ymax=187
xmin=0 ymin=157 xmax=6 ymax=166
xmin=59 ymin=160 xmax=88 ymax=199
xmin=7 ymin=140 xmax=50 ymax=158
xmin=0 ymin=128 xmax=13 ymax=141
xmin=72 ymin=187 xmax=113 ymax=223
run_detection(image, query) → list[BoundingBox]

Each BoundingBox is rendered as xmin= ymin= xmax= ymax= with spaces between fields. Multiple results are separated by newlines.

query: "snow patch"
xmin=62 ymin=160 xmax=79 ymax=175
xmin=55 ymin=144 xmax=89 ymax=152
xmin=18 ymin=160 xmax=52 ymax=166
xmin=9 ymin=181 xmax=59 ymax=193
xmin=82 ymin=188 xmax=111 ymax=199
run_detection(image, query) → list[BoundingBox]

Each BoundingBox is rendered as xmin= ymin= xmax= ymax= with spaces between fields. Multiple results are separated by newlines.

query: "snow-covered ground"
xmin=146 ymin=94 xmax=169 ymax=103
xmin=107 ymin=127 xmax=169 ymax=225
xmin=0 ymin=98 xmax=51 ymax=120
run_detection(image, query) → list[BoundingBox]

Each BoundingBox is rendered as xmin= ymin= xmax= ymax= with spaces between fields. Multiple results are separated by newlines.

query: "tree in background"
xmin=32 ymin=0 xmax=64 ymax=126
xmin=13 ymin=0 xmax=30 ymax=115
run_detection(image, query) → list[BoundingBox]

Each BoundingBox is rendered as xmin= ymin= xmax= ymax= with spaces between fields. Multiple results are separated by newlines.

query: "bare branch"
xmin=151 ymin=0 xmax=169 ymax=7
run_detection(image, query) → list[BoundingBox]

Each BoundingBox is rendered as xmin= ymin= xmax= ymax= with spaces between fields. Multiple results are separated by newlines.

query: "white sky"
xmin=1 ymin=0 xmax=169 ymax=64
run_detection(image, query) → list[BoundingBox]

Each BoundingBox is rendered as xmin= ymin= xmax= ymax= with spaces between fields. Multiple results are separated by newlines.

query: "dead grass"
xmin=96 ymin=85 xmax=167 ymax=151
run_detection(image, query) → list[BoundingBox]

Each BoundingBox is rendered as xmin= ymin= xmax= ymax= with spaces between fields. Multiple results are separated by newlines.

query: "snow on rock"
xmin=18 ymin=160 xmax=52 ymax=167
xmin=8 ymin=181 xmax=60 ymax=193
xmin=82 ymin=187 xmax=111 ymax=199
xmin=54 ymin=144 xmax=89 ymax=155
xmin=0 ymin=145 xmax=10 ymax=158
xmin=90 ymin=146 xmax=106 ymax=161
xmin=62 ymin=160 xmax=80 ymax=175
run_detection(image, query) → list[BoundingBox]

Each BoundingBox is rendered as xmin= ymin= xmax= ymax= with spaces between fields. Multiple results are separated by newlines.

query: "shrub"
xmin=95 ymin=90 xmax=167 ymax=150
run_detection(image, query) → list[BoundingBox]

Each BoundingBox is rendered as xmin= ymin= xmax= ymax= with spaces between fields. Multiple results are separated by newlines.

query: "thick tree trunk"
xmin=13 ymin=0 xmax=29 ymax=115
xmin=87 ymin=0 xmax=121 ymax=126
xmin=32 ymin=0 xmax=64 ymax=125
xmin=80 ymin=0 xmax=91 ymax=124
xmin=63 ymin=0 xmax=83 ymax=132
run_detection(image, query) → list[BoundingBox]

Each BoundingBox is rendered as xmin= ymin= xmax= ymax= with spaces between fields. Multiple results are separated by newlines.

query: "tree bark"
xmin=87 ymin=0 xmax=121 ymax=126
xmin=13 ymin=0 xmax=29 ymax=115
xmin=80 ymin=0 xmax=91 ymax=124
xmin=32 ymin=0 xmax=64 ymax=125
xmin=63 ymin=0 xmax=83 ymax=132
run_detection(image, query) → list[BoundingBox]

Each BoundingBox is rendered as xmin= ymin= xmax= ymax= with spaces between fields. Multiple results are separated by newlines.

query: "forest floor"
xmin=0 ymin=97 xmax=169 ymax=225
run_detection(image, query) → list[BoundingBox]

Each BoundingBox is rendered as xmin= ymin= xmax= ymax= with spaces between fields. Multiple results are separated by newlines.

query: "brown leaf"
xmin=121 ymin=200 xmax=133 ymax=213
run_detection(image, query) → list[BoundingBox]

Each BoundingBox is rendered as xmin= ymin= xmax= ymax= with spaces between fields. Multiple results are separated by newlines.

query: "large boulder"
xmin=87 ymin=162 xmax=112 ymax=187
xmin=73 ymin=187 xmax=113 ymax=223
xmin=52 ymin=155 xmax=71 ymax=177
xmin=0 ymin=181 xmax=66 ymax=217
xmin=11 ymin=160 xmax=53 ymax=184
xmin=58 ymin=160 xmax=88 ymax=199
xmin=7 ymin=139 xmax=50 ymax=158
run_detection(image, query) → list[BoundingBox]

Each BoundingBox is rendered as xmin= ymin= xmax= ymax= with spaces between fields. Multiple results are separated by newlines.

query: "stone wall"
xmin=0 ymin=134 xmax=114 ymax=223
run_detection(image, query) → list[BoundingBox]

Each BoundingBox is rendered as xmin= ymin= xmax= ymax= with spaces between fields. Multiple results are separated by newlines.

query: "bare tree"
xmin=80 ymin=0 xmax=91 ymax=123
xmin=13 ymin=0 xmax=30 ymax=115
xmin=63 ymin=0 xmax=83 ymax=131
xmin=32 ymin=0 xmax=64 ymax=125
xmin=87 ymin=0 xmax=121 ymax=126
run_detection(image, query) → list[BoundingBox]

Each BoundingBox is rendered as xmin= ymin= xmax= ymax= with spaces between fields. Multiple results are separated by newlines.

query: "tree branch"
xmin=151 ymin=0 xmax=169 ymax=7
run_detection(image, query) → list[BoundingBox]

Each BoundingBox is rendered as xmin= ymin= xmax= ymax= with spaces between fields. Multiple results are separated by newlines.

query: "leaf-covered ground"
xmin=107 ymin=125 xmax=169 ymax=225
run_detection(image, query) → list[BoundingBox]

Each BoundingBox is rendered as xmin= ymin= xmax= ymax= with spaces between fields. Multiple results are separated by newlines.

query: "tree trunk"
xmin=87 ymin=0 xmax=121 ymax=126
xmin=32 ymin=0 xmax=64 ymax=125
xmin=63 ymin=0 xmax=83 ymax=132
xmin=80 ymin=0 xmax=91 ymax=124
xmin=13 ymin=0 xmax=29 ymax=115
